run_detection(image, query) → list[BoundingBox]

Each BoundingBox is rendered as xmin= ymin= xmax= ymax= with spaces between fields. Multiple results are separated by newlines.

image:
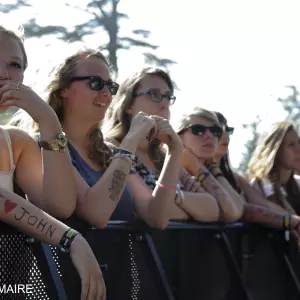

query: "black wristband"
xmin=59 ymin=228 xmax=80 ymax=253
xmin=214 ymin=173 xmax=223 ymax=179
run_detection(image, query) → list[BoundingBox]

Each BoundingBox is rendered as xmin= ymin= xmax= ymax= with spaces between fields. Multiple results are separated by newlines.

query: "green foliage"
xmin=238 ymin=116 xmax=261 ymax=173
xmin=278 ymin=85 xmax=300 ymax=129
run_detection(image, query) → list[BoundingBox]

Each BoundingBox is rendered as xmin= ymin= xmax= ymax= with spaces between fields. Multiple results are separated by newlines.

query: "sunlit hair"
xmin=175 ymin=107 xmax=221 ymax=134
xmin=0 ymin=24 xmax=28 ymax=70
xmin=214 ymin=111 xmax=241 ymax=194
xmin=248 ymin=121 xmax=296 ymax=180
xmin=103 ymin=67 xmax=174 ymax=170
xmin=248 ymin=121 xmax=300 ymax=209
xmin=11 ymin=49 xmax=113 ymax=169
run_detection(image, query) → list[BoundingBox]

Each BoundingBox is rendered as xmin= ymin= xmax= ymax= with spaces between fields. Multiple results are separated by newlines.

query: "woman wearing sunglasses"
xmin=174 ymin=107 xmax=244 ymax=222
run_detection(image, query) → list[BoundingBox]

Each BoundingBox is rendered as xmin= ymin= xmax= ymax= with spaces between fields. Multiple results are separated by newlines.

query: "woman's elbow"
xmin=220 ymin=203 xmax=244 ymax=223
xmin=38 ymin=200 xmax=75 ymax=220
xmin=191 ymin=200 xmax=220 ymax=223
xmin=83 ymin=213 xmax=110 ymax=229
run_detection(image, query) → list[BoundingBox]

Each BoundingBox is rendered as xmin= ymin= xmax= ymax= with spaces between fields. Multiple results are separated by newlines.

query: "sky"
xmin=1 ymin=0 xmax=300 ymax=168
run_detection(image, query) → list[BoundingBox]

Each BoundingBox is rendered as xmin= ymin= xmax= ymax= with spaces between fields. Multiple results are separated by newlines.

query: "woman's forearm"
xmin=0 ymin=188 xmax=72 ymax=247
xmin=38 ymin=115 xmax=77 ymax=218
xmin=147 ymin=150 xmax=182 ymax=229
xmin=242 ymin=203 xmax=293 ymax=229
xmin=76 ymin=156 xmax=132 ymax=228
xmin=178 ymin=192 xmax=220 ymax=222
xmin=199 ymin=168 xmax=243 ymax=222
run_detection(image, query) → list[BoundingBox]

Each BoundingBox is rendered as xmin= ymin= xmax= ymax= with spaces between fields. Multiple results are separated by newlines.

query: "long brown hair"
xmin=103 ymin=67 xmax=174 ymax=170
xmin=214 ymin=111 xmax=242 ymax=194
xmin=46 ymin=49 xmax=114 ymax=169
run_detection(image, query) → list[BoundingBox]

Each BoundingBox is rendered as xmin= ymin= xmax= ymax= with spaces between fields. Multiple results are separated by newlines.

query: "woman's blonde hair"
xmin=248 ymin=121 xmax=300 ymax=210
xmin=103 ymin=67 xmax=174 ymax=170
xmin=175 ymin=107 xmax=221 ymax=134
xmin=248 ymin=121 xmax=296 ymax=180
xmin=0 ymin=24 xmax=28 ymax=70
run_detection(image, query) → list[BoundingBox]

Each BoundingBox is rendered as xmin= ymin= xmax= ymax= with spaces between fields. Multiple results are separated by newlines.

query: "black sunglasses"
xmin=225 ymin=126 xmax=234 ymax=135
xmin=135 ymin=89 xmax=176 ymax=105
xmin=186 ymin=124 xmax=223 ymax=138
xmin=70 ymin=76 xmax=119 ymax=95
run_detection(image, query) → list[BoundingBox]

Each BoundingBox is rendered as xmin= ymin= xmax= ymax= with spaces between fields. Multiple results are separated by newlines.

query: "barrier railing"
xmin=2 ymin=220 xmax=300 ymax=300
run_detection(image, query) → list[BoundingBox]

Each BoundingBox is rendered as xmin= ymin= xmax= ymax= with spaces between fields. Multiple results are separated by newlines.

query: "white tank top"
xmin=0 ymin=127 xmax=15 ymax=191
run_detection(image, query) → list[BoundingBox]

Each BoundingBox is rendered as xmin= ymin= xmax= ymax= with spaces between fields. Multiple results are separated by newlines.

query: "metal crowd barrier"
xmin=2 ymin=220 xmax=300 ymax=300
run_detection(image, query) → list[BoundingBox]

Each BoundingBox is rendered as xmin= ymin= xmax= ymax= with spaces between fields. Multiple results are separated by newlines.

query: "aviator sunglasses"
xmin=70 ymin=76 xmax=119 ymax=95
xmin=186 ymin=124 xmax=223 ymax=138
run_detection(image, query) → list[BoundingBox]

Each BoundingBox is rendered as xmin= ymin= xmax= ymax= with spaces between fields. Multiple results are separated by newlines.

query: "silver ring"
xmin=16 ymin=82 xmax=20 ymax=90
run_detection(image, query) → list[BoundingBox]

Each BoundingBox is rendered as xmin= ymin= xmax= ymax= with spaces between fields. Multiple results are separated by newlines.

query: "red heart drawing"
xmin=4 ymin=199 xmax=17 ymax=214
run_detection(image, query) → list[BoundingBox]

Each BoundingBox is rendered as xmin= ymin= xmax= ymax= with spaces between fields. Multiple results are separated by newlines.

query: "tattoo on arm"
xmin=202 ymin=176 xmax=227 ymax=197
xmin=243 ymin=204 xmax=284 ymax=228
xmin=3 ymin=199 xmax=56 ymax=238
xmin=108 ymin=170 xmax=126 ymax=202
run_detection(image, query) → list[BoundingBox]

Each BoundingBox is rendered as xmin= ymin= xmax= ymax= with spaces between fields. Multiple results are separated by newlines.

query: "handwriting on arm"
xmin=3 ymin=199 xmax=56 ymax=238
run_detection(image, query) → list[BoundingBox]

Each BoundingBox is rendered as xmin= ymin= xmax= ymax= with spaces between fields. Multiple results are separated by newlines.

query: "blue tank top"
xmin=68 ymin=143 xmax=134 ymax=221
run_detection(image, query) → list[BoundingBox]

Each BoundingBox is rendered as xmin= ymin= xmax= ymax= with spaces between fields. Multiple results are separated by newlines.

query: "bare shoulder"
xmin=4 ymin=125 xmax=31 ymax=139
xmin=3 ymin=125 xmax=38 ymax=149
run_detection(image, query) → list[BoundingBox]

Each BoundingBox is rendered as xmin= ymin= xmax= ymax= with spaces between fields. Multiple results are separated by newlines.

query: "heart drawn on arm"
xmin=4 ymin=199 xmax=17 ymax=214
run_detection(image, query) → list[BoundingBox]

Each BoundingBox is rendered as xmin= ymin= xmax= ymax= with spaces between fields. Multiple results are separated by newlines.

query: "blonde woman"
xmin=0 ymin=25 xmax=105 ymax=299
xmin=213 ymin=112 xmax=300 ymax=238
xmin=171 ymin=107 xmax=244 ymax=221
xmin=248 ymin=121 xmax=300 ymax=216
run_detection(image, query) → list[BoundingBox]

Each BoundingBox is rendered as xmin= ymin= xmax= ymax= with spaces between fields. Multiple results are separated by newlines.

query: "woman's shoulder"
xmin=2 ymin=125 xmax=31 ymax=139
xmin=1 ymin=125 xmax=38 ymax=155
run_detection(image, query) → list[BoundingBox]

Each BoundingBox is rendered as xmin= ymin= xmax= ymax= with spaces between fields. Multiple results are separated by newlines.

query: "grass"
xmin=0 ymin=108 xmax=19 ymax=125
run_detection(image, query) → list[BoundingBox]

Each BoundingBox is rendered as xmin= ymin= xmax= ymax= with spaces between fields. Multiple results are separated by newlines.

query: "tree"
xmin=278 ymin=85 xmax=300 ymax=130
xmin=238 ymin=116 xmax=261 ymax=174
xmin=1 ymin=0 xmax=176 ymax=76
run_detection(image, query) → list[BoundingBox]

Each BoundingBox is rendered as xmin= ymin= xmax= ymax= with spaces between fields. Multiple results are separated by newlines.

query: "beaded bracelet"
xmin=198 ymin=171 xmax=210 ymax=183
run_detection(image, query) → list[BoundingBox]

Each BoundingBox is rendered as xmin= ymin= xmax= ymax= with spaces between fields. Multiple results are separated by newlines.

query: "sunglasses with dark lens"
xmin=135 ymin=89 xmax=176 ymax=105
xmin=187 ymin=124 xmax=223 ymax=138
xmin=70 ymin=76 xmax=119 ymax=95
xmin=225 ymin=126 xmax=234 ymax=135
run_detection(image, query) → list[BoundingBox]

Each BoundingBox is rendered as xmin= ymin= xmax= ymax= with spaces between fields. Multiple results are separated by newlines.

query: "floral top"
xmin=132 ymin=155 xmax=183 ymax=190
